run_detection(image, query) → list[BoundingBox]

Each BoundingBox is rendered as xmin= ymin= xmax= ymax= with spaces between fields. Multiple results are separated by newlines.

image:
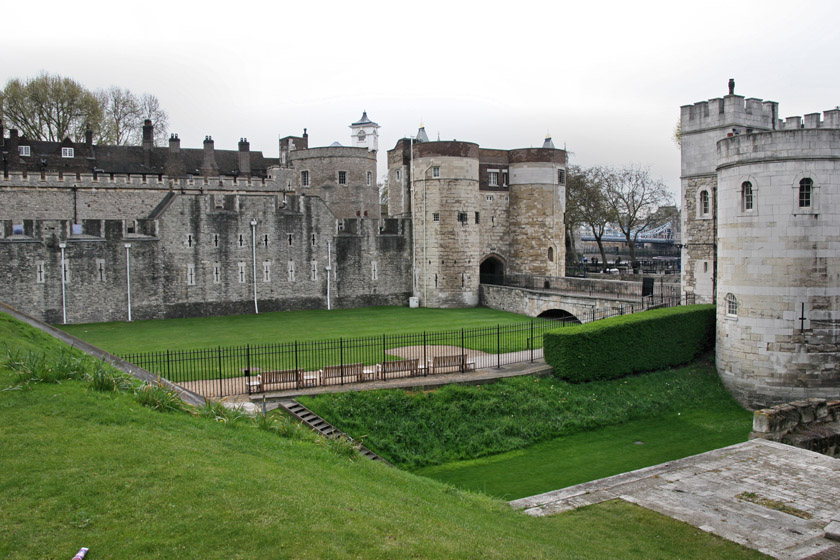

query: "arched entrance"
xmin=480 ymin=256 xmax=505 ymax=285
xmin=537 ymin=309 xmax=581 ymax=324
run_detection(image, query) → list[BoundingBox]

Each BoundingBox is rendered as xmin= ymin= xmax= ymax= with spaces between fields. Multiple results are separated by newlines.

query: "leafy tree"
xmin=1 ymin=72 xmax=102 ymax=142
xmin=567 ymin=165 xmax=614 ymax=270
xmin=1 ymin=73 xmax=168 ymax=146
xmin=602 ymin=165 xmax=672 ymax=269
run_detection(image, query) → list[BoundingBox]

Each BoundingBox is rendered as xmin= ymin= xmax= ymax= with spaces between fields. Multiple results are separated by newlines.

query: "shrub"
xmin=4 ymin=348 xmax=87 ymax=385
xmin=544 ymin=304 xmax=715 ymax=382
xmin=135 ymin=378 xmax=184 ymax=412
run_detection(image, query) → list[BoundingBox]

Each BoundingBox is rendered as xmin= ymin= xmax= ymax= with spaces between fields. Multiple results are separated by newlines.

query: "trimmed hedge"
xmin=544 ymin=304 xmax=716 ymax=382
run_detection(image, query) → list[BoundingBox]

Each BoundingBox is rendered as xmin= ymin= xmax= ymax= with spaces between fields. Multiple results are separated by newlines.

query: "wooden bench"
xmin=260 ymin=369 xmax=303 ymax=392
xmin=321 ymin=363 xmax=364 ymax=384
xmin=381 ymin=358 xmax=419 ymax=379
xmin=431 ymin=354 xmax=476 ymax=374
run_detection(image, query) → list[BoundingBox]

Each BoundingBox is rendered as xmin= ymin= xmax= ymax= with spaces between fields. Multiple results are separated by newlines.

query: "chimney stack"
xmin=142 ymin=119 xmax=154 ymax=168
xmin=201 ymin=136 xmax=219 ymax=177
xmin=85 ymin=123 xmax=93 ymax=147
xmin=238 ymin=138 xmax=251 ymax=178
xmin=164 ymin=134 xmax=186 ymax=178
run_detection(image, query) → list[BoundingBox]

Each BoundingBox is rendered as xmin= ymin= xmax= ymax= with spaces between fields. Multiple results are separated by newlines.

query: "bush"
xmin=544 ymin=305 xmax=715 ymax=382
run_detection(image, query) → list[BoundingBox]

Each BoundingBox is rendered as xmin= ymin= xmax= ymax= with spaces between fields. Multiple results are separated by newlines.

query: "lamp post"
xmin=250 ymin=219 xmax=259 ymax=314
xmin=124 ymin=243 xmax=132 ymax=321
xmin=59 ymin=242 xmax=67 ymax=324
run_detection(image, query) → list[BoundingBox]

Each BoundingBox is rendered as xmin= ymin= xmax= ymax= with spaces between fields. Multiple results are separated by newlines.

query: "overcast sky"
xmin=3 ymin=0 xmax=839 ymax=204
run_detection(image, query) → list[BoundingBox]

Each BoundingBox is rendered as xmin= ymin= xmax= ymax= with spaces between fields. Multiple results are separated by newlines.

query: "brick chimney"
xmin=201 ymin=136 xmax=219 ymax=177
xmin=142 ymin=119 xmax=154 ymax=168
xmin=238 ymin=138 xmax=251 ymax=178
xmin=164 ymin=133 xmax=186 ymax=178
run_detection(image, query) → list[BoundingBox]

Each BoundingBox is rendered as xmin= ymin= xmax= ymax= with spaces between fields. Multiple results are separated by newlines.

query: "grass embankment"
xmin=58 ymin=306 xmax=535 ymax=354
xmin=0 ymin=312 xmax=767 ymax=559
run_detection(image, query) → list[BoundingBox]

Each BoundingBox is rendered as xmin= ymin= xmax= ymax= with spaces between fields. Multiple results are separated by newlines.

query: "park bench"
xmin=321 ymin=363 xmax=364 ymax=384
xmin=260 ymin=369 xmax=303 ymax=392
xmin=431 ymin=354 xmax=476 ymax=374
xmin=381 ymin=358 xmax=419 ymax=379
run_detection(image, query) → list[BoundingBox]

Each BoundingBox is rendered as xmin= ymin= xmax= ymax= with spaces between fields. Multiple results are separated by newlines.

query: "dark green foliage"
xmin=301 ymin=360 xmax=737 ymax=469
xmin=544 ymin=304 xmax=715 ymax=382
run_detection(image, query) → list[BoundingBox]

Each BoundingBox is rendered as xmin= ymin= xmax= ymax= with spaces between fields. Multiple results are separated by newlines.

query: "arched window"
xmin=799 ymin=178 xmax=813 ymax=208
xmin=358 ymin=130 xmax=366 ymax=142
xmin=741 ymin=182 xmax=753 ymax=211
xmin=548 ymin=247 xmax=554 ymax=262
xmin=699 ymin=190 xmax=710 ymax=215
xmin=725 ymin=293 xmax=738 ymax=317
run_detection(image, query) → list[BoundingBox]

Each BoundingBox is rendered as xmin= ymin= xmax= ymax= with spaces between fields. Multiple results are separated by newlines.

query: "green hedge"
xmin=544 ymin=305 xmax=715 ymax=382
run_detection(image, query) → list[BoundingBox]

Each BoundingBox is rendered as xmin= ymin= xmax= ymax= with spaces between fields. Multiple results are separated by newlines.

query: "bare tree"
xmin=602 ymin=165 xmax=672 ymax=270
xmin=98 ymin=88 xmax=169 ymax=145
xmin=567 ymin=165 xmax=614 ymax=270
xmin=1 ymin=72 xmax=102 ymax=142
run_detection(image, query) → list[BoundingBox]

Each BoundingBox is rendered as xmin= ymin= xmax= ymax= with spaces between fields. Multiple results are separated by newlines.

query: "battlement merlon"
xmin=0 ymin=172 xmax=290 ymax=192
xmin=778 ymin=109 xmax=840 ymax=130
xmin=681 ymin=95 xmax=778 ymax=134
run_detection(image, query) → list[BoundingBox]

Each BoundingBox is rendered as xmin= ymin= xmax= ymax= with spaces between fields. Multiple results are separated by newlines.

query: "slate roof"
xmin=351 ymin=111 xmax=378 ymax=127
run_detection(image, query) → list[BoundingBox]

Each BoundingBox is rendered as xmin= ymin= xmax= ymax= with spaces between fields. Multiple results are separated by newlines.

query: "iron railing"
xmin=121 ymin=295 xmax=692 ymax=399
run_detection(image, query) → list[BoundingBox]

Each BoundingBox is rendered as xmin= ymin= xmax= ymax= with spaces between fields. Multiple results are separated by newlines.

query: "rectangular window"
xmin=474 ymin=212 xmax=480 ymax=224
xmin=61 ymin=147 xmax=74 ymax=158
xmin=502 ymin=170 xmax=508 ymax=186
xmin=458 ymin=212 xmax=468 ymax=223
xmin=96 ymin=259 xmax=106 ymax=282
xmin=799 ymin=178 xmax=813 ymax=208
xmin=213 ymin=263 xmax=221 ymax=284
xmin=288 ymin=261 xmax=295 ymax=282
xmin=36 ymin=261 xmax=45 ymax=284
xmin=213 ymin=233 xmax=219 ymax=248
xmin=71 ymin=223 xmax=83 ymax=235
xmin=263 ymin=261 xmax=271 ymax=282
xmin=486 ymin=195 xmax=493 ymax=201
xmin=432 ymin=166 xmax=440 ymax=178
xmin=558 ymin=169 xmax=566 ymax=184
xmin=187 ymin=234 xmax=193 ymax=248
xmin=488 ymin=171 xmax=498 ymax=186
xmin=12 ymin=222 xmax=24 ymax=235
xmin=366 ymin=171 xmax=372 ymax=186
xmin=238 ymin=262 xmax=246 ymax=284
xmin=396 ymin=170 xmax=401 ymax=181
xmin=433 ymin=212 xmax=440 ymax=222
xmin=301 ymin=170 xmax=310 ymax=187
xmin=371 ymin=261 xmax=378 ymax=281
xmin=18 ymin=146 xmax=30 ymax=157
xmin=187 ymin=264 xmax=196 ymax=286
xmin=310 ymin=260 xmax=317 ymax=281
xmin=338 ymin=171 xmax=347 ymax=185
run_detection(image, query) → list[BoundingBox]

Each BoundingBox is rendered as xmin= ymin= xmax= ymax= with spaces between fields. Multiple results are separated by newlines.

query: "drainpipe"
xmin=124 ymin=243 xmax=132 ymax=321
xmin=59 ymin=242 xmax=67 ymax=324
xmin=326 ymin=240 xmax=332 ymax=310
xmin=250 ymin=219 xmax=259 ymax=314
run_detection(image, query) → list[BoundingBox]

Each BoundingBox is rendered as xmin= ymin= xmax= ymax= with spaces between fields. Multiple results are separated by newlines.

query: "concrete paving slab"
xmin=511 ymin=439 xmax=840 ymax=560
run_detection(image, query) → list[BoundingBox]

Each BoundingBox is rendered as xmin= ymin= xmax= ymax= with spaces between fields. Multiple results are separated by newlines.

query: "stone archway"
xmin=536 ymin=308 xmax=582 ymax=324
xmin=479 ymin=255 xmax=505 ymax=285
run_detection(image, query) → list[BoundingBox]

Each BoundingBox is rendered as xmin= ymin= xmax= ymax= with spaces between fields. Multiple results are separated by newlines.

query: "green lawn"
xmin=0 ymin=312 xmax=768 ymax=559
xmin=415 ymin=406 xmax=751 ymax=500
xmin=58 ymin=305 xmax=538 ymax=354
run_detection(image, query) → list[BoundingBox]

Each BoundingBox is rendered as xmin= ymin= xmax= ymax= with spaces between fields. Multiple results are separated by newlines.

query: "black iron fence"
xmin=122 ymin=295 xmax=692 ymax=399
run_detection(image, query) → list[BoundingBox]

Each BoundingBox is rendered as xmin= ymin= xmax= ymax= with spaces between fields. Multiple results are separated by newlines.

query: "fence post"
xmin=218 ymin=346 xmax=223 ymax=397
xmin=423 ymin=332 xmax=427 ymax=377
xmin=382 ymin=333 xmax=386 ymax=367
xmin=497 ymin=324 xmax=501 ymax=369
xmin=340 ymin=337 xmax=344 ymax=385
xmin=166 ymin=349 xmax=171 ymax=382
xmin=530 ymin=321 xmax=534 ymax=363
xmin=461 ymin=328 xmax=465 ymax=372
xmin=246 ymin=344 xmax=251 ymax=395
xmin=295 ymin=341 xmax=299 ymax=389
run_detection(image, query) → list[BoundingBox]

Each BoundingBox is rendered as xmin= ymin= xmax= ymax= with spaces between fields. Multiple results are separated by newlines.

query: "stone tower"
xmin=410 ymin=141 xmax=481 ymax=308
xmin=679 ymin=80 xmax=776 ymax=303
xmin=507 ymin=147 xmax=566 ymax=277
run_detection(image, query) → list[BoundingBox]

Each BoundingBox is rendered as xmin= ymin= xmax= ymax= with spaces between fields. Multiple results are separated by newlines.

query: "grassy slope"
xmin=57 ymin=306 xmax=534 ymax=354
xmin=0 ymin=312 xmax=768 ymax=559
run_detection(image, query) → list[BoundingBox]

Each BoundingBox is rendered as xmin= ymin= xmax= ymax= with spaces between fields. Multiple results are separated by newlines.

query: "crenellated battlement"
xmin=0 ymin=172 xmax=288 ymax=192
xmin=681 ymin=95 xmax=777 ymax=134
xmin=777 ymin=108 xmax=840 ymax=130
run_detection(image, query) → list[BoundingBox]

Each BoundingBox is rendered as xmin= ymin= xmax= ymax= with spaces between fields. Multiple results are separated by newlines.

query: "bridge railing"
xmin=481 ymin=273 xmax=681 ymax=301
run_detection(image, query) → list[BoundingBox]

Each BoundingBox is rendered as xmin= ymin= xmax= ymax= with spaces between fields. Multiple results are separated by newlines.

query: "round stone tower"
xmin=411 ymin=141 xmax=481 ymax=307
xmin=715 ymin=121 xmax=840 ymax=408
xmin=507 ymin=147 xmax=566 ymax=277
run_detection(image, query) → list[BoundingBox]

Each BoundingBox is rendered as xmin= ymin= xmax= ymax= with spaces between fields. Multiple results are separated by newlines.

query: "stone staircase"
xmin=277 ymin=399 xmax=391 ymax=466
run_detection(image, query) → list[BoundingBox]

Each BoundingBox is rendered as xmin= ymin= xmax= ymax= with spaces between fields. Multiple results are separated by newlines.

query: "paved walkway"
xmin=511 ymin=439 xmax=840 ymax=560
xmin=240 ymin=359 xmax=553 ymax=405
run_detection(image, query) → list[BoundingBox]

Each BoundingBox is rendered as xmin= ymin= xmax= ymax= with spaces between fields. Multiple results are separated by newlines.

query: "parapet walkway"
xmin=244 ymin=359 xmax=553 ymax=407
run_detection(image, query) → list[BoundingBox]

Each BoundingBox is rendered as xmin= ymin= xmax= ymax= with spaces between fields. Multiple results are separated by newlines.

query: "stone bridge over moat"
xmin=479 ymin=277 xmax=680 ymax=322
